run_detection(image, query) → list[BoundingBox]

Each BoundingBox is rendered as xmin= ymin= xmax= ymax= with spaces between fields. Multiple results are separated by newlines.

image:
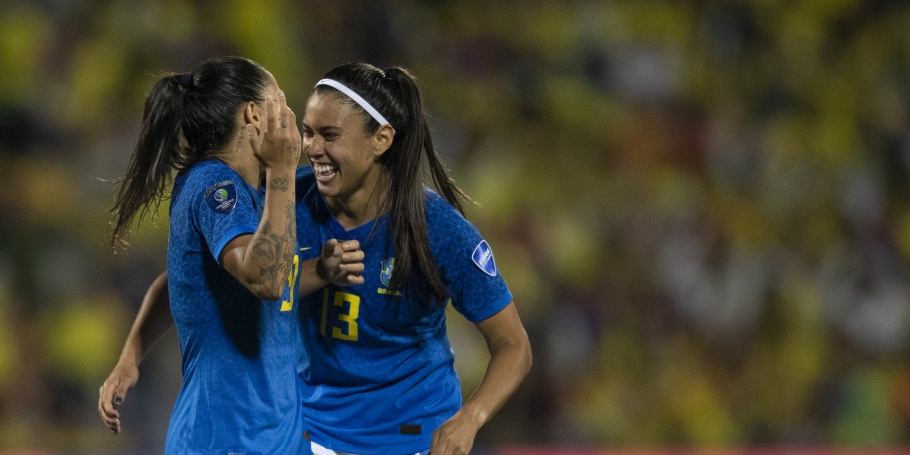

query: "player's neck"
xmin=327 ymin=185 xmax=386 ymax=231
xmin=209 ymin=143 xmax=262 ymax=189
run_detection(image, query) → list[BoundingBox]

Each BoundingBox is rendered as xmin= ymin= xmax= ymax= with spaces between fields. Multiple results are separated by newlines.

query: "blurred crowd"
xmin=1 ymin=0 xmax=909 ymax=453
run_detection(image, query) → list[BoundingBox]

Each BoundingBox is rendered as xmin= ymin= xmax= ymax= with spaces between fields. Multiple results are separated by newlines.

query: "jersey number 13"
xmin=320 ymin=288 xmax=360 ymax=341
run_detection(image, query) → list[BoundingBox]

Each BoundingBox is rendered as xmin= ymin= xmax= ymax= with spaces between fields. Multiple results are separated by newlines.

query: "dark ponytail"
xmin=110 ymin=56 xmax=270 ymax=247
xmin=317 ymin=63 xmax=471 ymax=304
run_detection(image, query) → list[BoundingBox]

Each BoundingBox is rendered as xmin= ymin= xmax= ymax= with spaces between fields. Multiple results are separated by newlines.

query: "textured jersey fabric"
xmin=293 ymin=166 xmax=513 ymax=454
xmin=166 ymin=159 xmax=304 ymax=455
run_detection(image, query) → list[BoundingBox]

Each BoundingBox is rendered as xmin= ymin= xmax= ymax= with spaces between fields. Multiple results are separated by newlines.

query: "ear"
xmin=371 ymin=124 xmax=395 ymax=158
xmin=243 ymin=101 xmax=261 ymax=131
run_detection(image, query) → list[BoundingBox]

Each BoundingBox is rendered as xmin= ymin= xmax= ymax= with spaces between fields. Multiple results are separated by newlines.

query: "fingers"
xmin=253 ymin=91 xmax=301 ymax=168
xmin=340 ymin=261 xmax=365 ymax=272
xmin=337 ymin=240 xmax=361 ymax=259
xmin=275 ymin=92 xmax=301 ymax=161
xmin=98 ymin=382 xmax=121 ymax=434
xmin=270 ymin=91 xmax=297 ymax=136
xmin=336 ymin=241 xmax=364 ymax=278
xmin=277 ymin=91 xmax=297 ymax=131
xmin=320 ymin=239 xmax=364 ymax=286
xmin=340 ymin=249 xmax=364 ymax=264
xmin=265 ymin=93 xmax=278 ymax=133
xmin=338 ymin=260 xmax=365 ymax=285
xmin=247 ymin=93 xmax=278 ymax=154
xmin=321 ymin=238 xmax=340 ymax=257
xmin=113 ymin=379 xmax=131 ymax=408
xmin=430 ymin=431 xmax=443 ymax=455
xmin=99 ymin=365 xmax=139 ymax=434
xmin=324 ymin=240 xmax=361 ymax=259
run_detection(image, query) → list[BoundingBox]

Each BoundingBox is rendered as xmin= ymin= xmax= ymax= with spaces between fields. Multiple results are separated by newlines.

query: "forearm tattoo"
xmin=251 ymin=199 xmax=296 ymax=296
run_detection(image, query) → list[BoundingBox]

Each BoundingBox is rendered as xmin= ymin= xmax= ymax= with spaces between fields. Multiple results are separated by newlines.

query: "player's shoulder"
xmin=424 ymin=187 xmax=469 ymax=224
xmin=179 ymin=159 xmax=242 ymax=190
xmin=423 ymin=187 xmax=482 ymax=250
xmin=174 ymin=159 xmax=248 ymax=209
xmin=423 ymin=187 xmax=458 ymax=214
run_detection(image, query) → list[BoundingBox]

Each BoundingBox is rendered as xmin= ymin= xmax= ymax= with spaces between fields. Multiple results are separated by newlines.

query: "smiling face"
xmin=302 ymin=91 xmax=392 ymax=219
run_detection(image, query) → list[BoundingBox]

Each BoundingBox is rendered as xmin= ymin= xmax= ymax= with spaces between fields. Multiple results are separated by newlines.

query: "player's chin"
xmin=315 ymin=179 xmax=339 ymax=196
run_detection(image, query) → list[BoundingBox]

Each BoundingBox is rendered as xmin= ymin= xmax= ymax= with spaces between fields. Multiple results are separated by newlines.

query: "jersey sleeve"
xmin=187 ymin=168 xmax=261 ymax=265
xmin=429 ymin=193 xmax=513 ymax=323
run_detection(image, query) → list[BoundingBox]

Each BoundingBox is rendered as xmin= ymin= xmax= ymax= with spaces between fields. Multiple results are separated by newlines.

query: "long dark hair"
xmin=316 ymin=62 xmax=471 ymax=304
xmin=110 ymin=56 xmax=270 ymax=247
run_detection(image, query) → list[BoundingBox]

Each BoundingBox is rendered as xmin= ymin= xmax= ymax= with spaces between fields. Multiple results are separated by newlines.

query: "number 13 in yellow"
xmin=320 ymin=289 xmax=360 ymax=341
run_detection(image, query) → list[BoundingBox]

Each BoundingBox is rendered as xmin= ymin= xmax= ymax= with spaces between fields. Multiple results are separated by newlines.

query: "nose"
xmin=304 ymin=135 xmax=324 ymax=158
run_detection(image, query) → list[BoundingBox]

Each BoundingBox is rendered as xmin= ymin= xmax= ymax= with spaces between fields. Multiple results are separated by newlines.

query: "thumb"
xmin=112 ymin=379 xmax=133 ymax=408
xmin=322 ymin=239 xmax=340 ymax=258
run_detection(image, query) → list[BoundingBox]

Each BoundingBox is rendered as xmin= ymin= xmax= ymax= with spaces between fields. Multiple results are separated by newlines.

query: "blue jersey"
xmin=293 ymin=167 xmax=513 ymax=454
xmin=166 ymin=159 xmax=305 ymax=455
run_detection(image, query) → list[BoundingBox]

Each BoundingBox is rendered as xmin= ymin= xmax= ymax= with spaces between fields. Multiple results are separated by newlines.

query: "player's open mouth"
xmin=313 ymin=163 xmax=338 ymax=183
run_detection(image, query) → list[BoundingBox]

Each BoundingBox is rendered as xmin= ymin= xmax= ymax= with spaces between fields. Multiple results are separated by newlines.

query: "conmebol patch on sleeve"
xmin=471 ymin=240 xmax=497 ymax=276
xmin=204 ymin=180 xmax=238 ymax=213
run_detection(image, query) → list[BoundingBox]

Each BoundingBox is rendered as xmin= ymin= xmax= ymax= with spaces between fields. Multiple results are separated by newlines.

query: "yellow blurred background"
xmin=0 ymin=0 xmax=909 ymax=454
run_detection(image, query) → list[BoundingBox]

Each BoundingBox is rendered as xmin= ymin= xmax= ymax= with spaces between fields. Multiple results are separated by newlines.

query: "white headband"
xmin=315 ymin=78 xmax=395 ymax=133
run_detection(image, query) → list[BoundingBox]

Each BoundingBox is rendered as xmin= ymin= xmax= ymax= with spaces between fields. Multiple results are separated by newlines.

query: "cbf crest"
xmin=379 ymin=258 xmax=395 ymax=287
xmin=204 ymin=180 xmax=238 ymax=213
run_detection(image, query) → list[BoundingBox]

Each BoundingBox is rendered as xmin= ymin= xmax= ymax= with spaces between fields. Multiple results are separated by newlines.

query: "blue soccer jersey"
xmin=293 ymin=166 xmax=513 ymax=454
xmin=166 ymin=159 xmax=304 ymax=455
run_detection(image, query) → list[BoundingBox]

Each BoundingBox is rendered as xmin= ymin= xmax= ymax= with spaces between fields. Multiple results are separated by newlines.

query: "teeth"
xmin=313 ymin=163 xmax=337 ymax=183
xmin=313 ymin=164 xmax=337 ymax=175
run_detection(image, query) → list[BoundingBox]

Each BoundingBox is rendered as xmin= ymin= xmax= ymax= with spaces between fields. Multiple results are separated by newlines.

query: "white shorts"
xmin=310 ymin=440 xmax=430 ymax=455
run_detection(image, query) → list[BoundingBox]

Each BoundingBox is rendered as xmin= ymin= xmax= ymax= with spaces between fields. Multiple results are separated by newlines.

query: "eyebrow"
xmin=302 ymin=123 xmax=342 ymax=133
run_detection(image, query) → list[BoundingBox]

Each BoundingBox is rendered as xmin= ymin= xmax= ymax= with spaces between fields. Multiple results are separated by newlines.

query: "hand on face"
xmin=247 ymin=90 xmax=301 ymax=171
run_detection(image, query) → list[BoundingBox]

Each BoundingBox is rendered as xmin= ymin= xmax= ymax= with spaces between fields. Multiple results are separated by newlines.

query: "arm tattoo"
xmin=268 ymin=177 xmax=289 ymax=192
xmin=251 ymin=200 xmax=296 ymax=295
xmin=252 ymin=222 xmax=279 ymax=281
xmin=282 ymin=200 xmax=296 ymax=264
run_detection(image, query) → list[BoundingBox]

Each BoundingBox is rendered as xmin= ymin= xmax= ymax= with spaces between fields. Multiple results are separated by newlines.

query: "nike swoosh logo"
xmin=300 ymin=247 xmax=313 ymax=251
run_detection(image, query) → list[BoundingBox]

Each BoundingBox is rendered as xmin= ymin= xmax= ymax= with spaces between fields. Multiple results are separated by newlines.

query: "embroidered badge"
xmin=204 ymin=180 xmax=238 ymax=213
xmin=380 ymin=258 xmax=395 ymax=287
xmin=471 ymin=240 xmax=497 ymax=276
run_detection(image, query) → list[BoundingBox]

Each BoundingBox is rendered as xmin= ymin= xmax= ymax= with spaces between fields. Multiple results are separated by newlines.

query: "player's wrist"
xmin=315 ymin=257 xmax=330 ymax=285
xmin=263 ymin=165 xmax=295 ymax=178
xmin=457 ymin=404 xmax=488 ymax=430
xmin=116 ymin=354 xmax=140 ymax=371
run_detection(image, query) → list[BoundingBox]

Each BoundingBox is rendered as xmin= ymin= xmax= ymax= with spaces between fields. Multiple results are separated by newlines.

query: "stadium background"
xmin=1 ymin=1 xmax=909 ymax=454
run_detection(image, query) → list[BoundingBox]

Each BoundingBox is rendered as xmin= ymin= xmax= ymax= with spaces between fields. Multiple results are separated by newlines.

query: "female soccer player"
xmin=294 ymin=62 xmax=533 ymax=455
xmin=101 ymin=61 xmax=531 ymax=455
xmin=99 ymin=56 xmax=362 ymax=454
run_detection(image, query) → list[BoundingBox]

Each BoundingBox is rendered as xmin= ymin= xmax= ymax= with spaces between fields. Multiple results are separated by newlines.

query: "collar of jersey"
xmin=320 ymin=194 xmax=379 ymax=239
